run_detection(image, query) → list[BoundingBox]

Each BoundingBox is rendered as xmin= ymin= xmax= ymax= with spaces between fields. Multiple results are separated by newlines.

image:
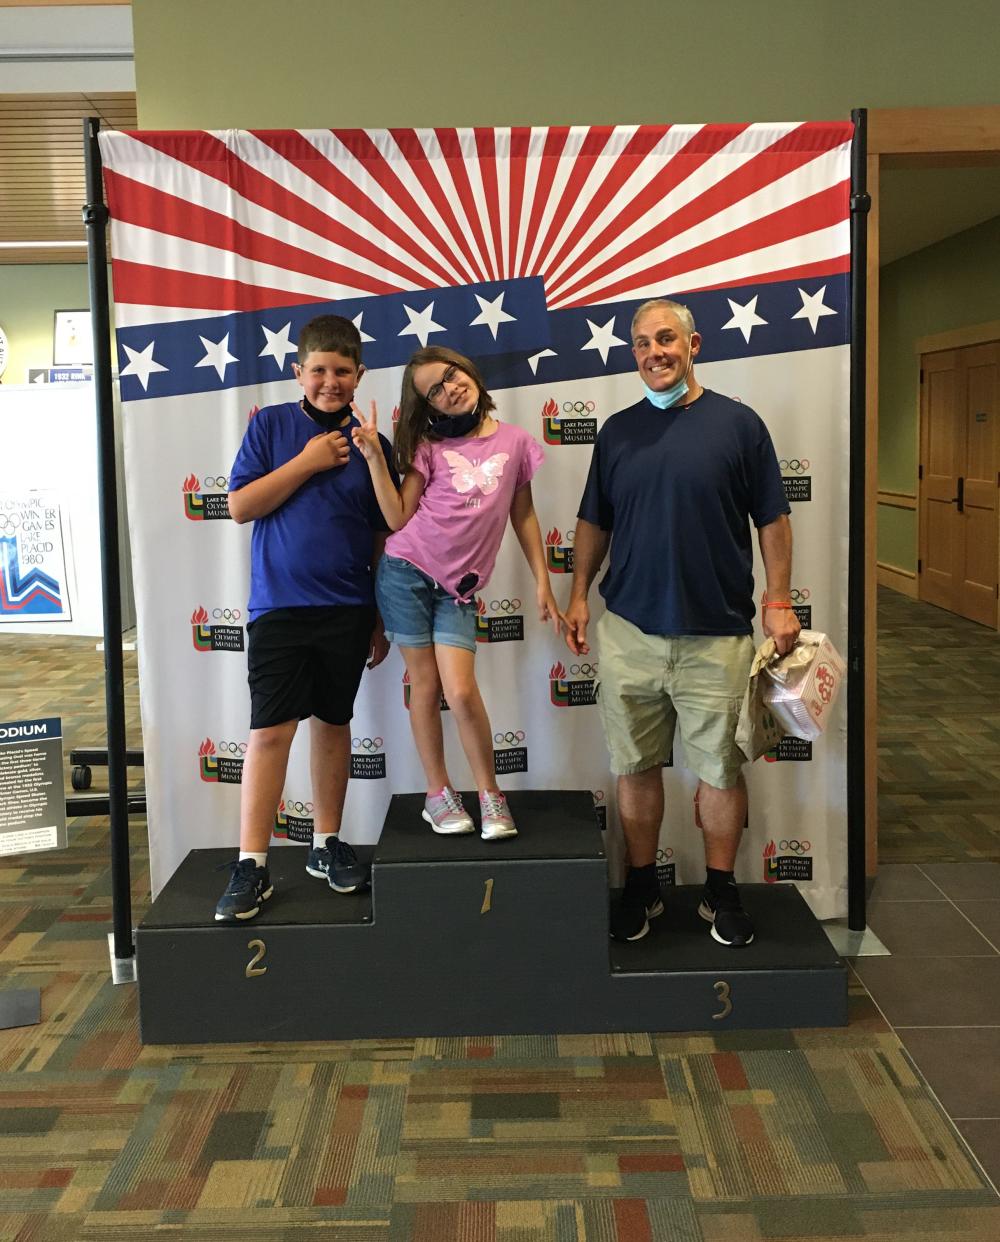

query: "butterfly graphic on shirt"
xmin=442 ymin=451 xmax=510 ymax=496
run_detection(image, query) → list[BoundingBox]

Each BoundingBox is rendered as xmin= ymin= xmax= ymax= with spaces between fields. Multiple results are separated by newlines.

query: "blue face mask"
xmin=641 ymin=338 xmax=694 ymax=410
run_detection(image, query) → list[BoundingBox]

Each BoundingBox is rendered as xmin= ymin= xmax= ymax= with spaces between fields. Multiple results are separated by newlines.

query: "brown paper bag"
xmin=735 ymin=638 xmax=787 ymax=763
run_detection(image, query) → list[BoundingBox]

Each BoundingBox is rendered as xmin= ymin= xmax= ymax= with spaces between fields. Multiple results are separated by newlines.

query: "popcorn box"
xmin=761 ymin=630 xmax=845 ymax=741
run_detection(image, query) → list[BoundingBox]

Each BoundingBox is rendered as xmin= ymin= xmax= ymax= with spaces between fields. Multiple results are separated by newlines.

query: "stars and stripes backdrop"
xmin=100 ymin=122 xmax=852 ymax=914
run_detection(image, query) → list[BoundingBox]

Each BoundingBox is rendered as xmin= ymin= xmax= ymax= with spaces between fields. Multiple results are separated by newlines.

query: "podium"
xmin=135 ymin=791 xmax=846 ymax=1043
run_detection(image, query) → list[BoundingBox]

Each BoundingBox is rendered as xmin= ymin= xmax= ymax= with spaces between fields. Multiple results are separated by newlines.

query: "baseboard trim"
xmin=877 ymin=562 xmax=918 ymax=598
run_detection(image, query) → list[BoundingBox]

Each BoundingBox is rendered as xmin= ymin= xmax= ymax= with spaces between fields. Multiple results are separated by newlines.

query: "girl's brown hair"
xmin=393 ymin=347 xmax=496 ymax=474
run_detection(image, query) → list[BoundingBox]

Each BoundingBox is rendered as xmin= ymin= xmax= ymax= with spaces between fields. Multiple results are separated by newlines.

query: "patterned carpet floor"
xmin=0 ymin=608 xmax=998 ymax=1239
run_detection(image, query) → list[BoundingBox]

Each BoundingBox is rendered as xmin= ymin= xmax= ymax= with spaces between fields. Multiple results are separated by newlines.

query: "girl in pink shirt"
xmin=353 ymin=346 xmax=562 ymax=839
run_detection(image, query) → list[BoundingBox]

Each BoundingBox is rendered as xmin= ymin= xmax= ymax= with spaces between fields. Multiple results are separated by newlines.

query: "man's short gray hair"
xmin=630 ymin=298 xmax=696 ymax=340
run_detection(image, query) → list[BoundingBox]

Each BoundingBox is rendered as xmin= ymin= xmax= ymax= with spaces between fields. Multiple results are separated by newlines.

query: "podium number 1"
xmin=712 ymin=980 xmax=732 ymax=1020
xmin=481 ymin=878 xmax=494 ymax=915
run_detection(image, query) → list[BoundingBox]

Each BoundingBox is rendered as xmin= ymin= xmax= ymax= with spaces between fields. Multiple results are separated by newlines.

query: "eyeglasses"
xmin=423 ymin=364 xmax=461 ymax=405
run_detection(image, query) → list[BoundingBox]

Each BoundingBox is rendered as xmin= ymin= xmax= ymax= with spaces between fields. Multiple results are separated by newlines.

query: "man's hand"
xmin=762 ymin=606 xmax=800 ymax=656
xmin=351 ymin=401 xmax=382 ymax=463
xmin=367 ymin=616 xmax=390 ymax=669
xmin=564 ymin=597 xmax=590 ymax=655
xmin=299 ymin=429 xmax=350 ymax=473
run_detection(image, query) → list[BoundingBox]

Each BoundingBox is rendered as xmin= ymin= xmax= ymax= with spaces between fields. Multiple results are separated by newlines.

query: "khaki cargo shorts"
xmin=595 ymin=610 xmax=754 ymax=788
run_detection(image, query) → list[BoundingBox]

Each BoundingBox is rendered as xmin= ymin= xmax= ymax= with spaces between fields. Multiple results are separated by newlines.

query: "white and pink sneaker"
xmin=479 ymin=790 xmax=517 ymax=840
xmin=422 ymin=786 xmax=475 ymax=834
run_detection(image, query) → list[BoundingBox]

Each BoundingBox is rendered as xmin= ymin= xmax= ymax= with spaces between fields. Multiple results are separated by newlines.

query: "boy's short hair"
xmin=297 ymin=315 xmax=363 ymax=366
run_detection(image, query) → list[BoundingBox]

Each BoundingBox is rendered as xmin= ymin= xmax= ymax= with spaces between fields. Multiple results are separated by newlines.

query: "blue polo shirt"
xmin=230 ymin=401 xmax=394 ymax=620
xmin=577 ymin=390 xmax=789 ymax=636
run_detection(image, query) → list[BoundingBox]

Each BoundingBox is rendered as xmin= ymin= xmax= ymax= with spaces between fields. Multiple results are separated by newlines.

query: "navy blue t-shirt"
xmin=230 ymin=401 xmax=394 ymax=620
xmin=577 ymin=390 xmax=789 ymax=636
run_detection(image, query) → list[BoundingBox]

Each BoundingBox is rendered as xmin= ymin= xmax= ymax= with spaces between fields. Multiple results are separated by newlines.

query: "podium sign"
xmin=0 ymin=717 xmax=66 ymax=855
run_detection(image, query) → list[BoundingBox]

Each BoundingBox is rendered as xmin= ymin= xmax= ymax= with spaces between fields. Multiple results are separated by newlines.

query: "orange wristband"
xmin=761 ymin=593 xmax=793 ymax=609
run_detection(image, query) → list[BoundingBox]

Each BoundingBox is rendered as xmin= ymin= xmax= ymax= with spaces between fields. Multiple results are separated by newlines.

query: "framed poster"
xmin=53 ymin=309 xmax=93 ymax=366
xmin=0 ymin=491 xmax=72 ymax=622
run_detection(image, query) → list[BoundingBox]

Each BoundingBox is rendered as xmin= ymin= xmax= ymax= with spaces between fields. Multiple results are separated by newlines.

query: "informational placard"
xmin=0 ymin=491 xmax=72 ymax=622
xmin=53 ymin=310 xmax=93 ymax=366
xmin=0 ymin=717 xmax=66 ymax=855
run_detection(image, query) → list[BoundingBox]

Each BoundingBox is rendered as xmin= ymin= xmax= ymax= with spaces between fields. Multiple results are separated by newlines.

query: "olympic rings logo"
xmin=202 ymin=475 xmax=230 ymax=490
xmin=218 ymin=741 xmax=247 ymax=755
xmin=493 ymin=730 xmax=526 ymax=747
xmin=779 ymin=459 xmax=810 ymax=474
xmin=562 ymin=400 xmax=596 ymax=415
xmin=789 ymin=588 xmax=810 ymax=604
xmin=565 ymin=528 xmax=576 ymax=544
xmin=0 ymin=514 xmax=24 ymax=533
xmin=593 ymin=789 xmax=605 ymax=804
xmin=570 ymin=662 xmax=598 ymax=677
xmin=351 ymin=736 xmax=384 ymax=752
xmin=778 ymin=839 xmax=811 ymax=854
xmin=490 ymin=598 xmax=522 ymax=613
xmin=211 ymin=607 xmax=243 ymax=621
xmin=286 ymin=800 xmax=314 ymax=815
xmin=656 ymin=847 xmax=674 ymax=863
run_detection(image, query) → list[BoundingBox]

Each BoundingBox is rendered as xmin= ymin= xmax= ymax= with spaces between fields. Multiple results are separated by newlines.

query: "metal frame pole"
xmin=848 ymin=108 xmax=871 ymax=932
xmin=82 ymin=116 xmax=134 ymax=964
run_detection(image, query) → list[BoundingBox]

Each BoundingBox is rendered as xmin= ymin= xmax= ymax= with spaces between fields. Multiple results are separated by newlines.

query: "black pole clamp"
xmin=850 ymin=192 xmax=871 ymax=214
xmin=82 ymin=202 xmax=110 ymax=228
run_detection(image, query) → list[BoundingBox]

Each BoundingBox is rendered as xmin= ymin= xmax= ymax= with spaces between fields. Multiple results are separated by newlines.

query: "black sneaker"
xmin=610 ymin=870 xmax=665 ymax=942
xmin=698 ymin=884 xmax=755 ymax=946
xmin=307 ymin=836 xmax=369 ymax=893
xmin=214 ymin=858 xmax=272 ymax=922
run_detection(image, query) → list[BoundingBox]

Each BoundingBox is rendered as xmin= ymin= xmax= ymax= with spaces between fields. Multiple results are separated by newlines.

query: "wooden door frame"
xmin=865 ymin=107 xmax=1000 ymax=874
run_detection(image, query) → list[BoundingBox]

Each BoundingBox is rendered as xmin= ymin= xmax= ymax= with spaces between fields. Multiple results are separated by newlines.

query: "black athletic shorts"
xmin=247 ymin=605 xmax=376 ymax=730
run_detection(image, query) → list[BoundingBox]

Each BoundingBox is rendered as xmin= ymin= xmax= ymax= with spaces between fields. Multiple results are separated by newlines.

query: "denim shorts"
xmin=375 ymin=554 xmax=477 ymax=652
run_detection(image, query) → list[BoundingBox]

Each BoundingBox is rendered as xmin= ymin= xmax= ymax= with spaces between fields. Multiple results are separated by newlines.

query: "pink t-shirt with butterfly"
xmin=385 ymin=420 xmax=544 ymax=600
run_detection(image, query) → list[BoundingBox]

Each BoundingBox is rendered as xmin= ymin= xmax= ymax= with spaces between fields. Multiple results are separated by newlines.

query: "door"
xmin=919 ymin=342 xmax=999 ymax=627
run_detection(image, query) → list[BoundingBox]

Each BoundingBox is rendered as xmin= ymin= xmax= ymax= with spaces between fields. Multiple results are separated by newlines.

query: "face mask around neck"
xmin=429 ymin=406 xmax=483 ymax=438
xmin=301 ymin=394 xmax=352 ymax=431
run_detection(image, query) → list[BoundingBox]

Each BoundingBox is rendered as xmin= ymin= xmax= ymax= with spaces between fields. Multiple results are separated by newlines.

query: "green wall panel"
xmin=132 ymin=0 xmax=1000 ymax=129
xmin=0 ymin=265 xmax=93 ymax=386
xmin=877 ymin=503 xmax=917 ymax=575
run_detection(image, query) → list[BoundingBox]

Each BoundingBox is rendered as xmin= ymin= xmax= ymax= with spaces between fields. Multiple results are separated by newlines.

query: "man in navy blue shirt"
xmin=567 ymin=299 xmax=800 ymax=946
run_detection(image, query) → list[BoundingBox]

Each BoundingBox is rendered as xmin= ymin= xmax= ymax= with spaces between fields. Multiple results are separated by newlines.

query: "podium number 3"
xmin=246 ymin=939 xmax=267 ymax=978
xmin=712 ymin=980 xmax=732 ymax=1020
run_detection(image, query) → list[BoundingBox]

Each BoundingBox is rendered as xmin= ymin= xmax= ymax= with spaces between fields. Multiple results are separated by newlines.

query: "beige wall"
xmin=877 ymin=214 xmax=1000 ymax=573
xmin=132 ymin=0 xmax=1000 ymax=129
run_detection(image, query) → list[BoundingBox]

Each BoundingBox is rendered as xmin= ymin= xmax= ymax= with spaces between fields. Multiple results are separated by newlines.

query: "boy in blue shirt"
xmin=215 ymin=315 xmax=395 ymax=921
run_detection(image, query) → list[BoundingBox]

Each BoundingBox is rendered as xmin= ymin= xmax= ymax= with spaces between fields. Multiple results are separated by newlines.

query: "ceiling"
xmin=0 ymin=92 xmax=137 ymax=265
xmin=1 ymin=93 xmax=997 ymax=269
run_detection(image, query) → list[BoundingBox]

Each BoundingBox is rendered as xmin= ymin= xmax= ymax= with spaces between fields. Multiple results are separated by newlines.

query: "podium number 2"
xmin=246 ymin=939 xmax=267 ymax=978
xmin=712 ymin=980 xmax=732 ymax=1020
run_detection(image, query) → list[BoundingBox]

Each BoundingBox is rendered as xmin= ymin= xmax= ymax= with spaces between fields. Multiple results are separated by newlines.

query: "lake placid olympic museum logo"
xmin=493 ymin=729 xmax=528 ymax=774
xmin=592 ymin=789 xmax=607 ymax=831
xmin=789 ymin=585 xmax=812 ymax=628
xmin=475 ymin=595 xmax=525 ymax=644
xmin=779 ymin=456 xmax=812 ymax=504
xmin=402 ymin=670 xmax=449 ymax=712
xmin=656 ymin=846 xmax=676 ymax=888
xmin=764 ymin=837 xmax=814 ymax=883
xmin=765 ymin=737 xmax=813 ymax=762
xmin=351 ymin=735 xmax=386 ymax=780
xmin=541 ymin=397 xmax=597 ymax=445
xmin=198 ymin=737 xmax=245 ymax=783
xmin=545 ymin=526 xmax=574 ymax=573
xmin=182 ymin=473 xmax=232 ymax=521
xmin=190 ymin=605 xmax=245 ymax=652
xmin=549 ymin=660 xmax=597 ymax=707
xmin=273 ymin=798 xmax=314 ymax=843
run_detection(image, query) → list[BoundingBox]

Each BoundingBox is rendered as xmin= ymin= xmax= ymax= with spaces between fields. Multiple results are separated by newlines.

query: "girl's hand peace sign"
xmin=351 ymin=401 xmax=381 ymax=461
